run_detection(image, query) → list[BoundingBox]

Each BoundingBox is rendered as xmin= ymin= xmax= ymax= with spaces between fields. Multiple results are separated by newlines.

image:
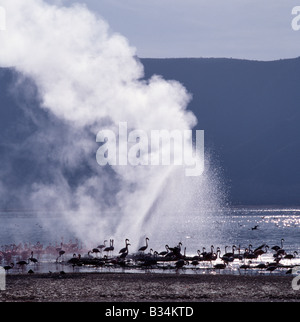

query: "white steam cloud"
xmin=0 ymin=0 xmax=225 ymax=249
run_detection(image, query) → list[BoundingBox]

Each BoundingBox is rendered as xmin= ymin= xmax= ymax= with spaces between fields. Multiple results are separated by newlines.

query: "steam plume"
xmin=0 ymin=0 xmax=224 ymax=248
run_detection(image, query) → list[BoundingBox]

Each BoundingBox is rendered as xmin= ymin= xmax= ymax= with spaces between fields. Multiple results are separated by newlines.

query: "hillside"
xmin=1 ymin=57 xmax=300 ymax=206
xmin=141 ymin=58 xmax=300 ymax=205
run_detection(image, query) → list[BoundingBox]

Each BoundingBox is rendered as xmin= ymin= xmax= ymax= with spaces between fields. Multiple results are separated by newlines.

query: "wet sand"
xmin=1 ymin=272 xmax=300 ymax=302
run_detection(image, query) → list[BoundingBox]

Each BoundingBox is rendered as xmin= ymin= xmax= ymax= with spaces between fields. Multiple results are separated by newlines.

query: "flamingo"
xmin=147 ymin=248 xmax=154 ymax=256
xmin=175 ymin=259 xmax=188 ymax=269
xmin=159 ymin=245 xmax=169 ymax=256
xmin=91 ymin=248 xmax=101 ymax=257
xmin=68 ymin=254 xmax=82 ymax=264
xmin=276 ymin=248 xmax=286 ymax=256
xmin=203 ymin=245 xmax=217 ymax=262
xmin=68 ymin=254 xmax=82 ymax=270
xmin=119 ymin=243 xmax=130 ymax=259
xmin=243 ymin=246 xmax=257 ymax=260
xmin=192 ymin=250 xmax=201 ymax=261
xmin=119 ymin=239 xmax=130 ymax=254
xmin=191 ymin=259 xmax=199 ymax=268
xmin=104 ymin=239 xmax=114 ymax=257
xmin=97 ymin=240 xmax=107 ymax=253
xmin=223 ymin=245 xmax=236 ymax=258
xmin=56 ymin=249 xmax=66 ymax=262
xmin=17 ymin=260 xmax=29 ymax=270
xmin=164 ymin=245 xmax=177 ymax=259
xmin=29 ymin=251 xmax=38 ymax=264
xmin=56 ymin=242 xmax=64 ymax=253
xmin=239 ymin=264 xmax=251 ymax=272
xmin=271 ymin=239 xmax=285 ymax=252
xmin=284 ymin=251 xmax=298 ymax=260
xmin=256 ymin=263 xmax=267 ymax=269
xmin=254 ymin=243 xmax=267 ymax=253
xmin=254 ymin=245 xmax=269 ymax=259
xmin=233 ymin=245 xmax=243 ymax=261
xmin=140 ymin=257 xmax=157 ymax=269
xmin=222 ymin=245 xmax=235 ymax=262
xmin=138 ymin=237 xmax=149 ymax=253
xmin=169 ymin=242 xmax=182 ymax=257
xmin=3 ymin=263 xmax=14 ymax=273
xmin=214 ymin=263 xmax=226 ymax=270
xmin=200 ymin=247 xmax=207 ymax=258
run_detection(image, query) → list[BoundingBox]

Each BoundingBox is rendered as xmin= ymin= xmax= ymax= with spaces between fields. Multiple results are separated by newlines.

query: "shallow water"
xmin=1 ymin=207 xmax=299 ymax=275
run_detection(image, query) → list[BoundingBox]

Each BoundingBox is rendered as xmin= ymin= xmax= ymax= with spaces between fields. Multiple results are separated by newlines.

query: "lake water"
xmin=1 ymin=207 xmax=299 ymax=274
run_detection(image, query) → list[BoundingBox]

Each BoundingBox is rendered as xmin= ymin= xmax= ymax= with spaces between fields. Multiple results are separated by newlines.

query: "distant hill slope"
xmin=142 ymin=58 xmax=300 ymax=205
xmin=1 ymin=58 xmax=300 ymax=206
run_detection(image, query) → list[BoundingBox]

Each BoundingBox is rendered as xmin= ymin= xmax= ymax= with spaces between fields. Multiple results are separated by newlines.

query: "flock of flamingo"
xmin=0 ymin=237 xmax=299 ymax=275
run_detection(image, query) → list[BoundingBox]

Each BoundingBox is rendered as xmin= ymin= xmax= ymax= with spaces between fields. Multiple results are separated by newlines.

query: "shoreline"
xmin=1 ymin=272 xmax=299 ymax=302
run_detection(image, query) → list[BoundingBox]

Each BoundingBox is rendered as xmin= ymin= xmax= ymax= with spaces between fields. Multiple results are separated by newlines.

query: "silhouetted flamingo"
xmin=271 ymin=239 xmax=284 ymax=252
xmin=119 ymin=239 xmax=130 ymax=254
xmin=139 ymin=237 xmax=149 ymax=253
xmin=3 ymin=263 xmax=14 ymax=273
xmin=29 ymin=251 xmax=38 ymax=264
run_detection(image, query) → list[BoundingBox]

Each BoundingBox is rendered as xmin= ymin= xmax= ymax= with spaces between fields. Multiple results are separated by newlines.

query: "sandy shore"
xmin=1 ymin=272 xmax=299 ymax=302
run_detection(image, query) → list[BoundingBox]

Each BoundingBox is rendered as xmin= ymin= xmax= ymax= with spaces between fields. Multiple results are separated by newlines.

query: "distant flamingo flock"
xmin=0 ymin=236 xmax=299 ymax=275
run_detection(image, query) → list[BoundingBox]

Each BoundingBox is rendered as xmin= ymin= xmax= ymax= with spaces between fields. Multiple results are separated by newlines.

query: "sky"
xmin=47 ymin=0 xmax=300 ymax=60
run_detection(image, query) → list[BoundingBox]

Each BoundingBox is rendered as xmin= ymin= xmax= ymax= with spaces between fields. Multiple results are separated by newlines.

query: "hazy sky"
xmin=32 ymin=0 xmax=300 ymax=60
